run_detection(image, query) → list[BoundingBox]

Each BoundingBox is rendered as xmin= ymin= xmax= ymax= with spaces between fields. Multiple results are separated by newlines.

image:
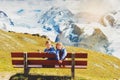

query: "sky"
xmin=56 ymin=0 xmax=120 ymax=15
xmin=0 ymin=0 xmax=120 ymax=15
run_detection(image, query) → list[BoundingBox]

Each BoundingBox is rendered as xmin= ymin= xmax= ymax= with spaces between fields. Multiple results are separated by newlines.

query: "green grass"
xmin=0 ymin=30 xmax=120 ymax=80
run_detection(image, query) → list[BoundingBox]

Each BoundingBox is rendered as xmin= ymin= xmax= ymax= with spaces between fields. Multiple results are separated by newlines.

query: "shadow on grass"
xmin=9 ymin=73 xmax=72 ymax=80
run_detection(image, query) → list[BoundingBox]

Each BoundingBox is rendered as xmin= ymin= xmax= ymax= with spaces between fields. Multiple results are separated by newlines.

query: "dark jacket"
xmin=44 ymin=46 xmax=56 ymax=60
xmin=56 ymin=48 xmax=67 ymax=60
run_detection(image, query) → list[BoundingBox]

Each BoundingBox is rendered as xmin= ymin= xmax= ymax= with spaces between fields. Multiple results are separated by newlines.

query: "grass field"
xmin=0 ymin=30 xmax=120 ymax=80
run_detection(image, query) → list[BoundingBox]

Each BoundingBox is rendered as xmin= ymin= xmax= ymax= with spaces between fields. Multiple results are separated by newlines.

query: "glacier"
xmin=0 ymin=0 xmax=120 ymax=58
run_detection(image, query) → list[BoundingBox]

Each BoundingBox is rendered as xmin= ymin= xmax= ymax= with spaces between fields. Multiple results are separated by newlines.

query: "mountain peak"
xmin=38 ymin=6 xmax=75 ymax=34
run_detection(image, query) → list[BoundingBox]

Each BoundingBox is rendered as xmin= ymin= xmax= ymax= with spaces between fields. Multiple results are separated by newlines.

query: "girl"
xmin=56 ymin=42 xmax=67 ymax=67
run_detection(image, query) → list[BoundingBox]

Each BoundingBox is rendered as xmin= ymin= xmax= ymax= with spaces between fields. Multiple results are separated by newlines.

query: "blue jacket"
xmin=56 ymin=48 xmax=67 ymax=60
xmin=44 ymin=46 xmax=56 ymax=60
xmin=44 ymin=46 xmax=56 ymax=54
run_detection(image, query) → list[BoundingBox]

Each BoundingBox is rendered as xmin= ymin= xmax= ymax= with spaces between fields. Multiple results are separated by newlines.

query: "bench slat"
xmin=13 ymin=65 xmax=87 ymax=69
xmin=12 ymin=60 xmax=23 ymax=65
xmin=12 ymin=60 xmax=87 ymax=66
xmin=11 ymin=52 xmax=88 ymax=58
xmin=27 ymin=53 xmax=56 ymax=58
xmin=28 ymin=53 xmax=88 ymax=58
xmin=38 ymin=60 xmax=87 ymax=66
xmin=11 ymin=52 xmax=24 ymax=57
xmin=66 ymin=53 xmax=87 ymax=58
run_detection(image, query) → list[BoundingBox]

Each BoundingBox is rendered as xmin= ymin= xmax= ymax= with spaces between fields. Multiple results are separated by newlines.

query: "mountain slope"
xmin=0 ymin=30 xmax=120 ymax=80
xmin=0 ymin=30 xmax=47 ymax=52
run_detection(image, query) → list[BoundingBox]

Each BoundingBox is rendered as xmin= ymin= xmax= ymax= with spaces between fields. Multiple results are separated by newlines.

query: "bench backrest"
xmin=11 ymin=52 xmax=88 ymax=69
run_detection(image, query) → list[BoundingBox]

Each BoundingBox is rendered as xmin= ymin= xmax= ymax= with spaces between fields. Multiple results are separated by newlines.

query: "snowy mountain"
xmin=0 ymin=0 xmax=120 ymax=58
xmin=56 ymin=10 xmax=120 ymax=57
xmin=3 ymin=6 xmax=76 ymax=41
xmin=100 ymin=11 xmax=120 ymax=58
xmin=0 ymin=11 xmax=14 ymax=30
xmin=100 ymin=11 xmax=120 ymax=29
xmin=56 ymin=23 xmax=110 ymax=54
xmin=38 ymin=7 xmax=75 ymax=34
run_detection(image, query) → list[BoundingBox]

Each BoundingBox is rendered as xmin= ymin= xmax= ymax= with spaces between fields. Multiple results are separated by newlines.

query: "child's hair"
xmin=56 ymin=42 xmax=64 ymax=49
xmin=45 ymin=40 xmax=51 ymax=44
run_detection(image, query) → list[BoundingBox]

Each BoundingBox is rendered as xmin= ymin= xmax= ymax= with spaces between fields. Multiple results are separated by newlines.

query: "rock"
xmin=100 ymin=14 xmax=115 ymax=27
xmin=32 ymin=34 xmax=40 ymax=37
xmin=71 ymin=24 xmax=83 ymax=36
xmin=78 ymin=28 xmax=109 ymax=53
xmin=41 ymin=35 xmax=48 ymax=39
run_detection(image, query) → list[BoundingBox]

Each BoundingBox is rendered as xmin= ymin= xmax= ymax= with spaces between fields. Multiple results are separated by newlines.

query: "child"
xmin=56 ymin=42 xmax=67 ymax=67
xmin=44 ymin=40 xmax=56 ymax=60
xmin=43 ymin=40 xmax=56 ymax=68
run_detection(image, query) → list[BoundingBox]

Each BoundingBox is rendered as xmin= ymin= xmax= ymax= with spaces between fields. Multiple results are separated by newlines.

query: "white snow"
xmin=75 ymin=22 xmax=120 ymax=58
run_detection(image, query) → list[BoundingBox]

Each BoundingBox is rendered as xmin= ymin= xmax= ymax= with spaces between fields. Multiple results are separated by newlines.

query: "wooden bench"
xmin=11 ymin=52 xmax=88 ymax=79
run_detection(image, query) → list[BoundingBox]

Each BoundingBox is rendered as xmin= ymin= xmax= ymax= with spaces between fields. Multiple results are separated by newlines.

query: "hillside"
xmin=0 ymin=30 xmax=120 ymax=80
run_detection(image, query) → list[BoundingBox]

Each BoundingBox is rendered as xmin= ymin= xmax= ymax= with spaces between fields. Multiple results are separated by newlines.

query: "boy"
xmin=44 ymin=40 xmax=56 ymax=60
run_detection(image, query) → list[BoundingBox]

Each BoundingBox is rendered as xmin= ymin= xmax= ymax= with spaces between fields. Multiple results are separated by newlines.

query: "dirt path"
xmin=0 ymin=72 xmax=14 ymax=80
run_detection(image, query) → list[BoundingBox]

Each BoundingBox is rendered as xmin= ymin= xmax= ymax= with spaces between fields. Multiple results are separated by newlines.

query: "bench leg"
xmin=24 ymin=52 xmax=29 ymax=76
xmin=71 ymin=67 xmax=75 ymax=80
xmin=24 ymin=67 xmax=30 ymax=76
xmin=71 ymin=53 xmax=75 ymax=80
